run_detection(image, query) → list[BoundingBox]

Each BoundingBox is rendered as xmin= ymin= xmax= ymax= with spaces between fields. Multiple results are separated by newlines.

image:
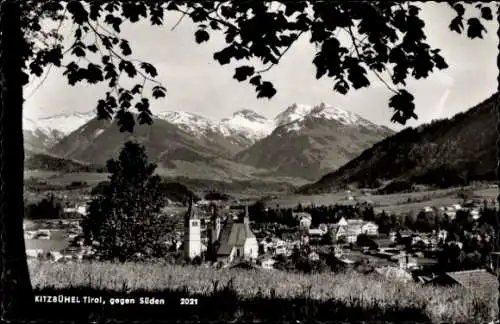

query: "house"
xmin=293 ymin=212 xmax=312 ymax=229
xmin=260 ymin=238 xmax=273 ymax=253
xmin=437 ymin=230 xmax=448 ymax=242
xmin=308 ymin=251 xmax=320 ymax=261
xmin=261 ymin=258 xmax=276 ymax=270
xmin=394 ymin=252 xmax=418 ymax=270
xmin=470 ymin=209 xmax=480 ymax=220
xmin=334 ymin=218 xmax=378 ymax=243
xmin=423 ymin=206 xmax=433 ymax=213
xmin=373 ymin=237 xmax=394 ymax=250
xmin=216 ymin=206 xmax=259 ymax=263
xmin=345 ymin=226 xmax=362 ymax=243
xmin=444 ymin=211 xmax=456 ymax=220
xmin=308 ymin=228 xmax=324 ymax=238
xmin=26 ymin=248 xmax=44 ymax=258
xmin=34 ymin=229 xmax=51 ymax=240
xmin=432 ymin=269 xmax=498 ymax=291
xmin=361 ymin=222 xmax=378 ymax=236
xmin=275 ymin=246 xmax=287 ymax=255
xmin=337 ymin=217 xmax=349 ymax=227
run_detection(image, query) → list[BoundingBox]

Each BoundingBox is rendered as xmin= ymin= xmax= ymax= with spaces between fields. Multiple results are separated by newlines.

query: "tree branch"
xmin=346 ymin=25 xmax=399 ymax=95
xmin=85 ymin=20 xmax=161 ymax=85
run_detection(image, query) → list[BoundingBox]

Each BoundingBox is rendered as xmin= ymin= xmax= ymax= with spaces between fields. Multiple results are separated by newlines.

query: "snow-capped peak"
xmin=23 ymin=110 xmax=96 ymax=136
xmin=156 ymin=110 xmax=226 ymax=136
xmin=307 ymin=103 xmax=373 ymax=126
xmin=221 ymin=109 xmax=274 ymax=140
xmin=274 ymin=103 xmax=315 ymax=127
xmin=33 ymin=111 xmax=97 ymax=134
xmin=275 ymin=102 xmax=374 ymax=131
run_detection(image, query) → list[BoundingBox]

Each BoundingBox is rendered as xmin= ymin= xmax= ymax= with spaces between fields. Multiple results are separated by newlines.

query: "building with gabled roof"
xmin=216 ymin=205 xmax=258 ymax=263
xmin=433 ymin=269 xmax=498 ymax=291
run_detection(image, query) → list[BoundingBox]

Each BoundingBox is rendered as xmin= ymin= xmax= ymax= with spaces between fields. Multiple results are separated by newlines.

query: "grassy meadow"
xmin=271 ymin=186 xmax=498 ymax=213
xmin=28 ymin=259 xmax=498 ymax=323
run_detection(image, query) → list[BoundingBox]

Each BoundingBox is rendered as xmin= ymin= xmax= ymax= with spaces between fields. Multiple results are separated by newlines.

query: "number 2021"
xmin=180 ymin=298 xmax=198 ymax=305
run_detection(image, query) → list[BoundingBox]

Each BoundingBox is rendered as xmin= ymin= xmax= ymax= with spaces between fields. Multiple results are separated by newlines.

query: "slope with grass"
xmin=27 ymin=260 xmax=497 ymax=323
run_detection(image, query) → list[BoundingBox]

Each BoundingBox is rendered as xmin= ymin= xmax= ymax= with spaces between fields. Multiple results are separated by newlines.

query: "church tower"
xmin=208 ymin=203 xmax=222 ymax=261
xmin=183 ymin=197 xmax=201 ymax=260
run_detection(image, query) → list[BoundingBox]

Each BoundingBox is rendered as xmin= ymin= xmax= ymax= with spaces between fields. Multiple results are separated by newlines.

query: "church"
xmin=207 ymin=204 xmax=259 ymax=263
xmin=182 ymin=200 xmax=258 ymax=264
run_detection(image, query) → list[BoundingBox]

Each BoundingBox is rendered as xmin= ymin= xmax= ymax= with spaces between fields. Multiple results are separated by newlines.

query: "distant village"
xmin=24 ymin=189 xmax=500 ymax=291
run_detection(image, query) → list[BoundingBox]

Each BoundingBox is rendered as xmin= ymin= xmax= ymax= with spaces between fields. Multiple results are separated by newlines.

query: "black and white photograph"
xmin=2 ymin=1 xmax=500 ymax=322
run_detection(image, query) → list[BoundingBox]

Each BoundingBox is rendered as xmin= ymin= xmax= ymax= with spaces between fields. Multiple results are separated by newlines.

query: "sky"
xmin=24 ymin=2 xmax=498 ymax=131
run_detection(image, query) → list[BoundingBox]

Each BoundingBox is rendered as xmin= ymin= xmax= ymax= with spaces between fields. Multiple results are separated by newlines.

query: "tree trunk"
xmin=0 ymin=1 xmax=33 ymax=319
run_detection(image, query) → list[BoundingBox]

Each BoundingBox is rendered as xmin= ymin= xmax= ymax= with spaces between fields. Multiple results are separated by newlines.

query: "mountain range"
xmin=298 ymin=93 xmax=498 ymax=194
xmin=24 ymin=103 xmax=393 ymax=185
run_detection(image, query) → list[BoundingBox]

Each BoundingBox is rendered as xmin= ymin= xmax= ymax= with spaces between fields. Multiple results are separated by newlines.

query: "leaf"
xmin=119 ymin=89 xmax=133 ymax=104
xmin=452 ymin=3 xmax=465 ymax=16
xmin=213 ymin=47 xmax=234 ymax=65
xmin=433 ymin=54 xmax=448 ymax=70
xmin=86 ymin=63 xmax=104 ymax=83
xmin=71 ymin=42 xmax=86 ymax=57
xmin=116 ymin=110 xmax=135 ymax=133
xmin=120 ymin=40 xmax=132 ymax=56
xmin=152 ymin=85 xmax=167 ymax=99
xmin=131 ymin=84 xmax=143 ymax=95
xmin=194 ymin=29 xmax=210 ymax=44
xmin=209 ymin=20 xmax=220 ymax=30
xmin=345 ymin=59 xmax=370 ymax=90
xmin=315 ymin=63 xmax=327 ymax=80
xmin=388 ymin=90 xmax=417 ymax=125
xmin=481 ymin=6 xmax=493 ymax=21
xmin=86 ymin=44 xmax=98 ymax=53
xmin=44 ymin=46 xmax=63 ymax=67
xmin=96 ymin=99 xmax=113 ymax=120
xmin=118 ymin=60 xmax=137 ymax=78
xmin=138 ymin=110 xmax=153 ymax=125
xmin=233 ymin=66 xmax=255 ymax=82
xmin=466 ymin=18 xmax=485 ymax=39
xmin=449 ymin=16 xmax=464 ymax=34
xmin=249 ymin=75 xmax=262 ymax=86
xmin=256 ymin=81 xmax=277 ymax=99
xmin=140 ymin=62 xmax=157 ymax=77
xmin=150 ymin=7 xmax=164 ymax=25
xmin=333 ymin=79 xmax=349 ymax=95
xmin=135 ymin=98 xmax=150 ymax=113
xmin=67 ymin=0 xmax=89 ymax=25
xmin=29 ymin=61 xmax=44 ymax=77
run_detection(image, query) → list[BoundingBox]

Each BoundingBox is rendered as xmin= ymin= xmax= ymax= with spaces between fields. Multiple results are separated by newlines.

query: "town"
xmin=24 ymin=185 xmax=500 ymax=291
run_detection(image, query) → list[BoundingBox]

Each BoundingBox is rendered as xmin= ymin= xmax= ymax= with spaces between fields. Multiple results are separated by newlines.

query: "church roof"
xmin=217 ymin=219 xmax=256 ymax=256
xmin=185 ymin=198 xmax=199 ymax=221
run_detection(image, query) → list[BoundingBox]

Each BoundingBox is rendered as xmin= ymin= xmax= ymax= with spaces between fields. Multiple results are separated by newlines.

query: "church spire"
xmin=243 ymin=204 xmax=250 ymax=224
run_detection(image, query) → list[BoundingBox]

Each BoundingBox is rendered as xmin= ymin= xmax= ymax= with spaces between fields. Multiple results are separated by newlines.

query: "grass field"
xmin=25 ymin=171 xmax=110 ymax=186
xmin=27 ymin=260 xmax=497 ymax=323
xmin=271 ymin=186 xmax=498 ymax=214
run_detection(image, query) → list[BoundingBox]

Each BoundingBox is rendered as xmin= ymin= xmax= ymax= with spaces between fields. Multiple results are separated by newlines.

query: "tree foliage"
xmin=81 ymin=141 xmax=172 ymax=262
xmin=21 ymin=1 xmax=497 ymax=130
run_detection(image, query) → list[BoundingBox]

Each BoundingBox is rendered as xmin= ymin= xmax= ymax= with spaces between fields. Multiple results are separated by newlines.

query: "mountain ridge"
xmin=297 ymin=93 xmax=498 ymax=194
